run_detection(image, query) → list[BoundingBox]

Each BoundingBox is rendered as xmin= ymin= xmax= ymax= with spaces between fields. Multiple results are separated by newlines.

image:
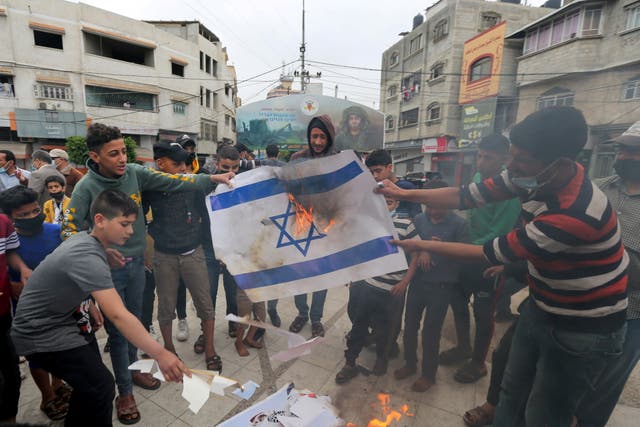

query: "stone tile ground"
xmin=16 ymin=286 xmax=640 ymax=426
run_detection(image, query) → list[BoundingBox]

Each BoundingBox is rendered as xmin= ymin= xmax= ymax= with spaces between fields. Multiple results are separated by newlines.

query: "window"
xmin=481 ymin=12 xmax=501 ymax=30
xmin=213 ymin=92 xmax=218 ymax=108
xmin=200 ymin=86 xmax=204 ymax=106
xmin=627 ymin=5 xmax=640 ymax=30
xmin=400 ymin=108 xmax=419 ymax=127
xmin=387 ymin=85 xmax=397 ymax=97
xmin=624 ymin=78 xmax=640 ymax=100
xmin=34 ymin=30 xmax=63 ymax=49
xmin=563 ymin=12 xmax=580 ymax=40
xmin=402 ymin=71 xmax=420 ymax=101
xmin=225 ymin=84 xmax=230 ymax=96
xmin=433 ymin=19 xmax=449 ymax=42
xmin=44 ymin=111 xmax=59 ymax=122
xmin=551 ymin=19 xmax=564 ymax=45
xmin=84 ymin=32 xmax=154 ymax=66
xmin=0 ymin=75 xmax=14 ymax=97
xmin=171 ymin=62 xmax=184 ymax=77
xmin=211 ymin=59 xmax=218 ymax=76
xmin=33 ymin=83 xmax=72 ymax=100
xmin=409 ymin=35 xmax=422 ymax=54
xmin=225 ymin=114 xmax=231 ymax=127
xmin=469 ymin=57 xmax=492 ymax=82
xmin=427 ymin=102 xmax=441 ymax=122
xmin=205 ymin=89 xmax=211 ymax=108
xmin=386 ymin=115 xmax=394 ymax=130
xmin=85 ymin=85 xmax=157 ymax=111
xmin=582 ymin=7 xmax=602 ymax=36
xmin=173 ymin=101 xmax=187 ymax=114
xmin=205 ymin=55 xmax=211 ymax=74
xmin=200 ymin=119 xmax=218 ymax=142
xmin=536 ymin=88 xmax=574 ymax=110
xmin=537 ymin=24 xmax=551 ymax=50
xmin=199 ymin=51 xmax=204 ymax=70
xmin=524 ymin=30 xmax=538 ymax=54
xmin=389 ymin=52 xmax=399 ymax=67
xmin=431 ymin=62 xmax=444 ymax=80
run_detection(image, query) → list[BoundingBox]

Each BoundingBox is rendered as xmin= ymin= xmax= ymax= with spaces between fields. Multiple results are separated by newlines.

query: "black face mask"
xmin=14 ymin=213 xmax=46 ymax=234
xmin=49 ymin=191 xmax=64 ymax=201
xmin=614 ymin=159 xmax=640 ymax=182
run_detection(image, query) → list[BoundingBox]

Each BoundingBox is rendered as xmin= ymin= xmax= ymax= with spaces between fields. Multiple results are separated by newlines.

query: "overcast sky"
xmin=72 ymin=0 xmax=548 ymax=109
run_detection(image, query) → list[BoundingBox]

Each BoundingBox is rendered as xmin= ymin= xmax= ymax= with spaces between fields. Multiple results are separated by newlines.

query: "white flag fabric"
xmin=207 ymin=150 xmax=408 ymax=302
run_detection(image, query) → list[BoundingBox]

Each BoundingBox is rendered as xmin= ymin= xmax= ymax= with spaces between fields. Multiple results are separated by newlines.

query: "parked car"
xmin=403 ymin=171 xmax=443 ymax=188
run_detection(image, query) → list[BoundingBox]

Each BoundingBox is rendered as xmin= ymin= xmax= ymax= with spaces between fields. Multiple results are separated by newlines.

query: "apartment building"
xmin=0 ymin=0 xmax=238 ymax=164
xmin=507 ymin=0 xmax=640 ymax=177
xmin=380 ymin=0 xmax=550 ymax=185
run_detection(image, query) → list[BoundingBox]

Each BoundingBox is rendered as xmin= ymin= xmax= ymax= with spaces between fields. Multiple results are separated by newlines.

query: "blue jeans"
xmin=294 ymin=290 xmax=327 ymax=323
xmin=203 ymin=243 xmax=237 ymax=317
xmin=577 ymin=318 xmax=640 ymax=427
xmin=103 ymin=257 xmax=145 ymax=396
xmin=494 ymin=299 xmax=626 ymax=427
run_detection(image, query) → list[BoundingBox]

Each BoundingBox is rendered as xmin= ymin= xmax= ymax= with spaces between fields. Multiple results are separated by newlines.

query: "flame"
xmin=288 ymin=193 xmax=314 ymax=236
xmin=348 ymin=393 xmax=413 ymax=427
xmin=323 ymin=219 xmax=336 ymax=233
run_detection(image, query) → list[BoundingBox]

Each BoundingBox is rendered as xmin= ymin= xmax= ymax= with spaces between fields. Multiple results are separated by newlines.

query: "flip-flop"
xmin=193 ymin=334 xmax=205 ymax=354
xmin=206 ymin=354 xmax=222 ymax=372
xmin=55 ymin=383 xmax=73 ymax=402
xmin=40 ymin=397 xmax=68 ymax=421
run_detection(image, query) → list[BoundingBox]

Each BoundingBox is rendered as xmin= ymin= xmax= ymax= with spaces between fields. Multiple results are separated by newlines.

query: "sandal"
xmin=206 ymin=354 xmax=223 ymax=372
xmin=288 ymin=315 xmax=308 ymax=333
xmin=116 ymin=394 xmax=141 ymax=425
xmin=454 ymin=361 xmax=488 ymax=384
xmin=335 ymin=364 xmax=359 ymax=384
xmin=40 ymin=396 xmax=69 ymax=421
xmin=55 ymin=383 xmax=73 ymax=402
xmin=463 ymin=405 xmax=494 ymax=427
xmin=193 ymin=334 xmax=205 ymax=354
xmin=132 ymin=371 xmax=161 ymax=390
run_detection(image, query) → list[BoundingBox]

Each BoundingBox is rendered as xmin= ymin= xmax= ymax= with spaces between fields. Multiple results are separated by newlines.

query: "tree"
xmin=65 ymin=135 xmax=138 ymax=165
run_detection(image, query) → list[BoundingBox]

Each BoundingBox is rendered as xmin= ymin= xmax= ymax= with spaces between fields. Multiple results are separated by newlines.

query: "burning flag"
xmin=207 ymin=150 xmax=408 ymax=302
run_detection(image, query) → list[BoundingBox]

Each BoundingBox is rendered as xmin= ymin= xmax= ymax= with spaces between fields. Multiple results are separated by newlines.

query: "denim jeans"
xmin=204 ymin=243 xmax=237 ymax=317
xmin=577 ymin=318 xmax=640 ymax=427
xmin=294 ymin=290 xmax=327 ymax=323
xmin=493 ymin=299 xmax=626 ymax=427
xmin=103 ymin=257 xmax=145 ymax=396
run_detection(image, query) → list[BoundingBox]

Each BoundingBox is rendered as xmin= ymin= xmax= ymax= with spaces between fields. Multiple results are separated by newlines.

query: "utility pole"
xmin=294 ymin=0 xmax=321 ymax=93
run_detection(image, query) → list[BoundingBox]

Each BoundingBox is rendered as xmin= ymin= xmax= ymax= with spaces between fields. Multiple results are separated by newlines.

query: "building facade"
xmin=507 ymin=0 xmax=640 ymax=178
xmin=0 ymin=0 xmax=238 ymax=164
xmin=380 ymin=0 xmax=550 ymax=185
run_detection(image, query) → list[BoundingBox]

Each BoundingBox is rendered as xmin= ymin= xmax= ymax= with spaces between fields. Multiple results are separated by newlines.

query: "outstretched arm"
xmin=391 ymin=239 xmax=486 ymax=263
xmin=375 ymin=179 xmax=461 ymax=208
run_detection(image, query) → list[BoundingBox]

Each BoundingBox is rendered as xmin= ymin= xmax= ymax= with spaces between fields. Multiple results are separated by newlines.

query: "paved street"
xmin=16 ymin=285 xmax=640 ymax=426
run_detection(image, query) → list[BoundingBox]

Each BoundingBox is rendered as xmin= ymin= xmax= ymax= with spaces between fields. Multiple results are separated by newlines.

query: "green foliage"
xmin=65 ymin=135 xmax=138 ymax=165
xmin=65 ymin=136 xmax=88 ymax=166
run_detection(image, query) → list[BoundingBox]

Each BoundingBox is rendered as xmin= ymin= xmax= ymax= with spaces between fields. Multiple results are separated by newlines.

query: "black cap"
xmin=153 ymin=141 xmax=190 ymax=163
xmin=176 ymin=134 xmax=196 ymax=149
xmin=235 ymin=142 xmax=253 ymax=154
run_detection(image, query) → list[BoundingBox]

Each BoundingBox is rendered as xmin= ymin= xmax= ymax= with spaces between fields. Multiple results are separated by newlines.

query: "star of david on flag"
xmin=206 ymin=151 xmax=408 ymax=302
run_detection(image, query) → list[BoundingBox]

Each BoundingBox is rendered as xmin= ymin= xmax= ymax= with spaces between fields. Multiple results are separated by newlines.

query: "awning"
xmin=29 ymin=21 xmax=66 ymax=34
xmin=0 ymin=142 xmax=31 ymax=159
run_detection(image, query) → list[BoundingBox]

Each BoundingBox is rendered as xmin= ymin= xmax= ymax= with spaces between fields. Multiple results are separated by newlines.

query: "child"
xmin=335 ymin=195 xmax=418 ymax=384
xmin=393 ymin=179 xmax=468 ymax=392
xmin=0 ymin=186 xmax=67 ymax=420
xmin=43 ymin=175 xmax=70 ymax=226
xmin=11 ymin=189 xmax=189 ymax=426
xmin=62 ymin=123 xmax=232 ymax=424
xmin=215 ymin=146 xmax=265 ymax=356
xmin=143 ymin=142 xmax=220 ymax=371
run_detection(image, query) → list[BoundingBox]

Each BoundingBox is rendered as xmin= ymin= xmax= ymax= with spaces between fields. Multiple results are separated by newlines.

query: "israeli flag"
xmin=207 ymin=151 xmax=408 ymax=302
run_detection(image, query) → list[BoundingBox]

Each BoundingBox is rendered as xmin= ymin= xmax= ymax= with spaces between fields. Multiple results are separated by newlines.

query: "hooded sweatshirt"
xmin=62 ymin=160 xmax=214 ymax=257
xmin=290 ymin=115 xmax=338 ymax=162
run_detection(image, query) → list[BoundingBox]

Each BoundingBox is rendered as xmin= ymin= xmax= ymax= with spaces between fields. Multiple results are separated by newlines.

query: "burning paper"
xmin=218 ymin=383 xmax=344 ymax=427
xmin=207 ymin=150 xmax=407 ymax=302
xmin=232 ymin=380 xmax=260 ymax=399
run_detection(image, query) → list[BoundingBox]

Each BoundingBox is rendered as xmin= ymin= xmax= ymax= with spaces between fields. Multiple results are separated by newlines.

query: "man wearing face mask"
xmin=575 ymin=121 xmax=640 ymax=426
xmin=42 ymin=175 xmax=69 ymax=226
xmin=27 ymin=150 xmax=65 ymax=207
xmin=376 ymin=106 xmax=628 ymax=426
xmin=0 ymin=150 xmax=29 ymax=191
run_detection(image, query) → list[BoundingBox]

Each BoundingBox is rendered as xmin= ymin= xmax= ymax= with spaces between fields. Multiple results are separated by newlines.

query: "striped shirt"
xmin=363 ymin=215 xmax=418 ymax=292
xmin=0 ymin=214 xmax=20 ymax=316
xmin=461 ymin=164 xmax=628 ymax=332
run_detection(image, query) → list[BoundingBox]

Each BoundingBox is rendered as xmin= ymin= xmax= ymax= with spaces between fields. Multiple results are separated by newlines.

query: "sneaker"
xmin=149 ymin=325 xmax=160 ymax=341
xmin=176 ymin=319 xmax=189 ymax=342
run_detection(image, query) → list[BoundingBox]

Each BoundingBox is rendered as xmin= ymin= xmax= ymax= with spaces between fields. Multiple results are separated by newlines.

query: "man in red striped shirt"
xmin=377 ymin=106 xmax=628 ymax=426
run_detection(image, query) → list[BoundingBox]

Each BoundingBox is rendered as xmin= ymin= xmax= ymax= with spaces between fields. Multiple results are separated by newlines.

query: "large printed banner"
xmin=207 ymin=151 xmax=407 ymax=302
xmin=236 ymin=94 xmax=384 ymax=153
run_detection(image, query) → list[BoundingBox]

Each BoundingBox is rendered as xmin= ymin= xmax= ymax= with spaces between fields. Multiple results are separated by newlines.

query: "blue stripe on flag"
xmin=233 ymin=236 xmax=398 ymax=289
xmin=209 ymin=160 xmax=364 ymax=211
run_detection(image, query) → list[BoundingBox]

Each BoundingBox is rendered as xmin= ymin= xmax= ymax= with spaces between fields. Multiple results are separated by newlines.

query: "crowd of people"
xmin=0 ymin=106 xmax=637 ymax=427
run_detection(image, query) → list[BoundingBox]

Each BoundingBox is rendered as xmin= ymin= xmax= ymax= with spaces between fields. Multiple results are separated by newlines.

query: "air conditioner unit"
xmin=38 ymin=102 xmax=47 ymax=110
